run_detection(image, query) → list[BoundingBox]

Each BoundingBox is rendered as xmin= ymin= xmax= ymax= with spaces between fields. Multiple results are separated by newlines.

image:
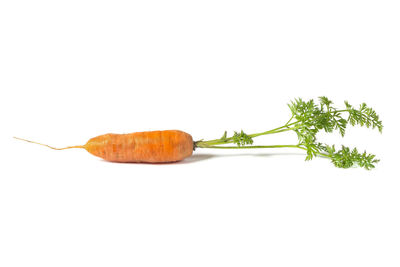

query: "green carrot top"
xmin=195 ymin=96 xmax=383 ymax=170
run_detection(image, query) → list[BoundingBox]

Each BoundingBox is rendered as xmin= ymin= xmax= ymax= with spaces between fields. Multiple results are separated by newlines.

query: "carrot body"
xmin=84 ymin=130 xmax=193 ymax=163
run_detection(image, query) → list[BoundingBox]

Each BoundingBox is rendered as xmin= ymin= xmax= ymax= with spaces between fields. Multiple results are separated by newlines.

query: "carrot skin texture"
xmin=84 ymin=130 xmax=193 ymax=163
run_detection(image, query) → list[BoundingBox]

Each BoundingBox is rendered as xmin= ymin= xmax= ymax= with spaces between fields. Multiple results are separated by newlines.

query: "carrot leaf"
xmin=195 ymin=96 xmax=382 ymax=170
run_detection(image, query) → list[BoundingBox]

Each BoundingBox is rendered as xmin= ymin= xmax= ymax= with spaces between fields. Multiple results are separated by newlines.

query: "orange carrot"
xmin=14 ymin=130 xmax=193 ymax=163
xmin=13 ymin=97 xmax=383 ymax=169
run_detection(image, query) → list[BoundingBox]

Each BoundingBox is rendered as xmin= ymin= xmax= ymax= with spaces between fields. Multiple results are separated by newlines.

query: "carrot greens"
xmin=195 ymin=97 xmax=383 ymax=170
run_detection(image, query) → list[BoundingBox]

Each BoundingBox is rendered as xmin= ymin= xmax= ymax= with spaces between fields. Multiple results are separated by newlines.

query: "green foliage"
xmin=323 ymin=145 xmax=380 ymax=170
xmin=345 ymin=101 xmax=383 ymax=132
xmin=288 ymin=97 xmax=382 ymax=169
xmin=207 ymin=130 xmax=254 ymax=147
xmin=220 ymin=131 xmax=228 ymax=142
xmin=232 ymin=130 xmax=254 ymax=146
xmin=195 ymin=96 xmax=382 ymax=170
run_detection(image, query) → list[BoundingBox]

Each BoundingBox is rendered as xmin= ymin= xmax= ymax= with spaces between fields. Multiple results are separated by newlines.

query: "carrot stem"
xmin=203 ymin=144 xmax=303 ymax=149
xmin=195 ymin=120 xmax=300 ymax=148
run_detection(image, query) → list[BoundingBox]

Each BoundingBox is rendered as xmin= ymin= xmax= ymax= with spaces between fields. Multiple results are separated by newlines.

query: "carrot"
xmin=14 ymin=130 xmax=193 ymax=163
xmin=13 ymin=97 xmax=383 ymax=169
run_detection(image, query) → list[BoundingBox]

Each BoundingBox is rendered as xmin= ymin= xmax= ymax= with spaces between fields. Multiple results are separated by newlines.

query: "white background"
xmin=1 ymin=1 xmax=399 ymax=266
